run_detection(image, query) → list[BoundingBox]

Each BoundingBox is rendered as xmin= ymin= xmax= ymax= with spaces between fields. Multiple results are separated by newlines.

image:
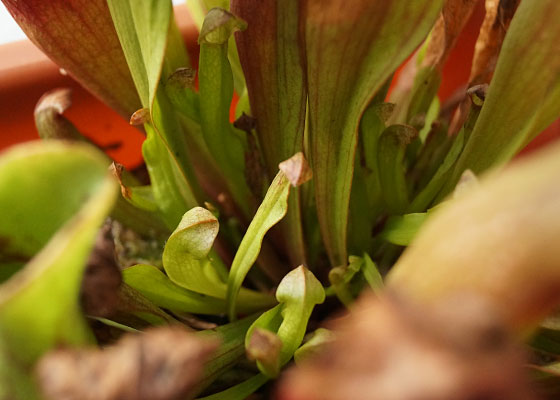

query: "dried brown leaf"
xmin=37 ymin=326 xmax=218 ymax=400
xmin=424 ymin=0 xmax=479 ymax=70
xmin=279 ymin=294 xmax=536 ymax=400
xmin=470 ymin=0 xmax=521 ymax=86
xmin=80 ymin=222 xmax=122 ymax=318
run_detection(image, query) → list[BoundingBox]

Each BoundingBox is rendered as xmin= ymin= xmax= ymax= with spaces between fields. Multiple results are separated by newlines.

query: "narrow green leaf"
xmin=142 ymin=123 xmax=198 ymax=229
xmin=124 ymin=265 xmax=273 ymax=316
xmin=232 ymin=0 xmax=308 ymax=264
xmin=106 ymin=0 xmax=171 ymax=108
xmin=377 ymin=125 xmax=418 ymax=215
xmin=108 ymin=0 xmax=203 ymax=226
xmin=196 ymin=373 xmax=269 ymax=400
xmin=165 ymin=67 xmax=200 ymax=123
xmin=116 ymin=283 xmax=178 ymax=326
xmin=276 ymin=266 xmax=325 ymax=364
xmin=226 ymin=172 xmax=290 ymax=320
xmin=361 ymin=102 xmax=395 ymax=213
xmin=304 ymin=0 xmax=443 ymax=266
xmin=442 ymin=0 xmax=560 ymax=195
xmin=187 ymin=0 xmax=247 ymax=95
xmin=123 ymin=264 xmax=226 ymax=315
xmin=0 ymin=141 xmax=117 ymax=365
xmin=198 ymin=8 xmax=252 ymax=216
xmin=362 ymin=253 xmax=384 ymax=293
xmin=328 ymin=256 xmax=363 ymax=307
xmin=413 ymin=86 xmax=485 ymax=210
xmin=380 ymin=213 xmax=428 ymax=246
xmin=196 ymin=314 xmax=260 ymax=395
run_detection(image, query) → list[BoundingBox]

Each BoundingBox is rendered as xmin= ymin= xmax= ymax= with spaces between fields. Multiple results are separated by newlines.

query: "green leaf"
xmin=165 ymin=67 xmax=200 ymax=123
xmin=163 ymin=207 xmax=224 ymax=297
xmin=0 ymin=141 xmax=117 ymax=365
xmin=108 ymin=0 xmax=203 ymax=226
xmin=2 ymin=0 xmax=141 ymax=118
xmin=226 ymin=171 xmax=290 ymax=320
xmin=232 ymin=0 xmax=308 ymax=265
xmin=328 ymin=256 xmax=363 ymax=307
xmin=106 ymin=0 xmax=171 ymax=108
xmin=276 ymin=266 xmax=325 ymax=364
xmin=187 ymin=0 xmax=247 ymax=95
xmin=412 ymin=86 xmax=485 ymax=210
xmin=362 ymin=253 xmax=384 ymax=293
xmin=303 ymin=0 xmax=444 ymax=266
xmin=196 ymin=373 xmax=269 ymax=400
xmin=196 ymin=314 xmax=261 ymax=395
xmin=377 ymin=125 xmax=418 ymax=215
xmin=0 ymin=334 xmax=40 ymax=400
xmin=123 ymin=264 xmax=224 ymax=315
xmin=380 ymin=213 xmax=428 ymax=246
xmin=162 ymin=207 xmax=275 ymax=306
xmin=142 ymin=122 xmax=199 ymax=229
xmin=442 ymin=0 xmax=560 ymax=195
xmin=198 ymin=8 xmax=252 ymax=216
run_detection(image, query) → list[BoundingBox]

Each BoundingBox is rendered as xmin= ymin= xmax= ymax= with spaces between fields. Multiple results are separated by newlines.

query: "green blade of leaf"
xmin=377 ymin=125 xmax=418 ymax=215
xmin=231 ymin=0 xmax=308 ymax=265
xmin=187 ymin=0 xmax=247 ymax=95
xmin=441 ymin=0 xmax=560 ymax=196
xmin=116 ymin=283 xmax=179 ymax=326
xmin=196 ymin=314 xmax=260 ymax=395
xmin=196 ymin=373 xmax=269 ymax=400
xmin=1 ymin=0 xmax=141 ymax=118
xmin=276 ymin=266 xmax=325 ymax=365
xmin=0 ymin=141 xmax=118 ymax=365
xmin=362 ymin=253 xmax=384 ymax=293
xmin=142 ymin=122 xmax=199 ymax=229
xmin=380 ymin=213 xmax=428 ymax=246
xmin=108 ymin=0 xmax=203 ymax=225
xmin=228 ymin=152 xmax=314 ymax=317
xmin=303 ymin=0 xmax=444 ymax=266
xmin=328 ymin=256 xmax=363 ymax=307
xmin=226 ymin=171 xmax=290 ymax=320
xmin=198 ymin=8 xmax=252 ymax=216
xmin=123 ymin=264 xmax=226 ymax=315
xmin=106 ymin=0 xmax=171 ymax=108
xmin=124 ymin=264 xmax=274 ymax=316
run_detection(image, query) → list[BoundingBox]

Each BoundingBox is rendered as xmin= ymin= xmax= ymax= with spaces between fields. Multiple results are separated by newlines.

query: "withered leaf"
xmin=37 ymin=326 xmax=218 ymax=400
xmin=423 ymin=0 xmax=479 ymax=71
xmin=279 ymin=294 xmax=536 ymax=400
xmin=80 ymin=222 xmax=122 ymax=318
xmin=470 ymin=0 xmax=521 ymax=86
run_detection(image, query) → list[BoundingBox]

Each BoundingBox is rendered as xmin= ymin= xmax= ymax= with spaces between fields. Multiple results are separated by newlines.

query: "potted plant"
xmin=1 ymin=0 xmax=560 ymax=399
